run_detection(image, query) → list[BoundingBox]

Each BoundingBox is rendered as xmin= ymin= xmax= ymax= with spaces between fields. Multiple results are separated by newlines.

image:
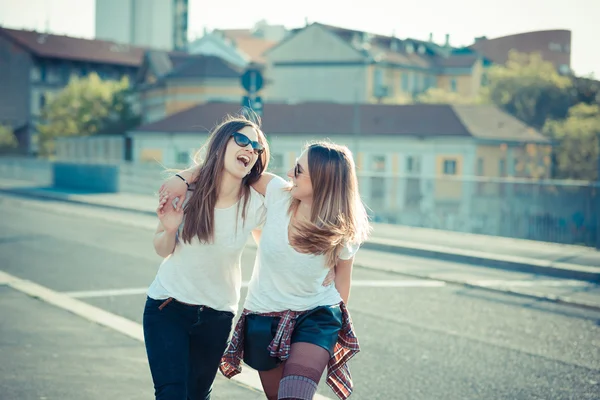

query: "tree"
xmin=571 ymin=75 xmax=600 ymax=106
xmin=543 ymin=103 xmax=600 ymax=181
xmin=416 ymin=88 xmax=483 ymax=105
xmin=0 ymin=124 xmax=18 ymax=152
xmin=482 ymin=51 xmax=575 ymax=129
xmin=37 ymin=73 xmax=139 ymax=156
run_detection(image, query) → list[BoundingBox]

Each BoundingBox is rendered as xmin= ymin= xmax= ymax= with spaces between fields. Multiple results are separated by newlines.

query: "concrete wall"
xmin=0 ymin=157 xmax=52 ymax=184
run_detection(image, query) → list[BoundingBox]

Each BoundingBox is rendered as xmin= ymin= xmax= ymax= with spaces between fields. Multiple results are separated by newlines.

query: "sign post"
xmin=240 ymin=67 xmax=264 ymax=118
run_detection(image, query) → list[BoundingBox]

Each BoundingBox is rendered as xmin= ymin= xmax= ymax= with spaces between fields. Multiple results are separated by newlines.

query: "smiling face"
xmin=223 ymin=125 xmax=260 ymax=180
xmin=286 ymin=150 xmax=313 ymax=202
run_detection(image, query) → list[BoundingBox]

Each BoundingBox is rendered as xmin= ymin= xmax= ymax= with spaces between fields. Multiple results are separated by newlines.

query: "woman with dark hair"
xmin=144 ymin=113 xmax=270 ymax=400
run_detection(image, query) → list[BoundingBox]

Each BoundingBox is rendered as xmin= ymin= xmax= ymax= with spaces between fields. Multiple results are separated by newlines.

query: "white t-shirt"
xmin=244 ymin=176 xmax=359 ymax=313
xmin=147 ymin=187 xmax=266 ymax=313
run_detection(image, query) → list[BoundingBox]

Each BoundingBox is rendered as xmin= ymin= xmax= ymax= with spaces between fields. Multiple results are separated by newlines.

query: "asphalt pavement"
xmin=2 ymin=194 xmax=600 ymax=399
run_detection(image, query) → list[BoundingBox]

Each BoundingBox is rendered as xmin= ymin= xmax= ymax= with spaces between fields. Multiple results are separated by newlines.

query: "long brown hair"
xmin=288 ymin=141 xmax=371 ymax=267
xmin=181 ymin=114 xmax=270 ymax=244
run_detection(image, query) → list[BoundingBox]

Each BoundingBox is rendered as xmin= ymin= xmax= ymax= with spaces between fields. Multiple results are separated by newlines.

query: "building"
xmin=469 ymin=30 xmax=572 ymax=74
xmin=0 ymin=26 xmax=145 ymax=153
xmin=126 ymin=101 xmax=556 ymax=238
xmin=128 ymin=103 xmax=551 ymax=208
xmin=95 ymin=0 xmax=189 ymax=51
xmin=187 ymin=21 xmax=284 ymax=68
xmin=263 ymin=23 xmax=487 ymax=104
xmin=135 ymin=51 xmax=249 ymax=125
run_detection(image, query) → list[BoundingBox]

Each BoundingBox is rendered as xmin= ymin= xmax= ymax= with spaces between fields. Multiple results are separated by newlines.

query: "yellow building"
xmin=264 ymin=23 xmax=486 ymax=105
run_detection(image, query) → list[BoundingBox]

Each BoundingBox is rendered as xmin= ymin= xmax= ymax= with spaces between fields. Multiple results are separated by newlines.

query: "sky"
xmin=0 ymin=0 xmax=598 ymax=77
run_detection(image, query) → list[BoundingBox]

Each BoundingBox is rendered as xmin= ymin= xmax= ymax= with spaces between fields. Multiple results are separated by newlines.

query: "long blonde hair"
xmin=288 ymin=141 xmax=371 ymax=267
xmin=181 ymin=114 xmax=270 ymax=244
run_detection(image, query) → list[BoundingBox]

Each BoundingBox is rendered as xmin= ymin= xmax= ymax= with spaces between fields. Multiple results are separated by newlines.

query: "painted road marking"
xmin=62 ymin=279 xmax=597 ymax=299
xmin=0 ymin=270 xmax=331 ymax=400
xmin=64 ymin=280 xmax=448 ymax=298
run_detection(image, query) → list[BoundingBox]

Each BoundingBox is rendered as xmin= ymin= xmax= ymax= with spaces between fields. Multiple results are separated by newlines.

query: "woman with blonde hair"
xmin=161 ymin=140 xmax=370 ymax=399
xmin=145 ymin=113 xmax=269 ymax=400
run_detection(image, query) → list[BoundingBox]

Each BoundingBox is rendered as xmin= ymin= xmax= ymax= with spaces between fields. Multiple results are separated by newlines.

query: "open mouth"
xmin=237 ymin=154 xmax=250 ymax=168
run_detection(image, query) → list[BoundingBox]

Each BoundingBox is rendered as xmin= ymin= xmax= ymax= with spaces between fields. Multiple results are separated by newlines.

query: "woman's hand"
xmin=157 ymin=191 xmax=184 ymax=233
xmin=158 ymin=175 xmax=189 ymax=212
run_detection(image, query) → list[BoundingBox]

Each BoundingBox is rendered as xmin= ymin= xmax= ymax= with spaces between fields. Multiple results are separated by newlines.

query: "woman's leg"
xmin=278 ymin=342 xmax=330 ymax=400
xmin=258 ymin=363 xmax=285 ymax=400
xmin=187 ymin=308 xmax=234 ymax=400
xmin=143 ymin=298 xmax=191 ymax=400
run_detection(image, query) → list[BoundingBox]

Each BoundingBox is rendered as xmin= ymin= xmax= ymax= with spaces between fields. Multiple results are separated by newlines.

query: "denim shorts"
xmin=243 ymin=304 xmax=343 ymax=371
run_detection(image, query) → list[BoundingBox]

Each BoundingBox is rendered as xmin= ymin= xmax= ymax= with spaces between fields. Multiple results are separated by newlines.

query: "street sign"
xmin=241 ymin=68 xmax=264 ymax=93
xmin=242 ymin=96 xmax=263 ymax=117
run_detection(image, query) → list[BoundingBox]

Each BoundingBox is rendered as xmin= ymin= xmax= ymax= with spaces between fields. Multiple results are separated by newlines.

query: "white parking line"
xmin=64 ymin=280 xmax=448 ymax=298
xmin=65 ymin=287 xmax=149 ymax=298
xmin=0 ymin=270 xmax=331 ymax=400
xmin=61 ymin=279 xmax=597 ymax=299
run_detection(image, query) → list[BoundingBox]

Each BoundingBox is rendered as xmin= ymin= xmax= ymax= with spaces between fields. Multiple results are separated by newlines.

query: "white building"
xmin=95 ymin=0 xmax=189 ymax=51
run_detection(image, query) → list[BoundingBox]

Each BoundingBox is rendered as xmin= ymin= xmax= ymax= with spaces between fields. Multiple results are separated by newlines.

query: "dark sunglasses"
xmin=294 ymin=163 xmax=304 ymax=178
xmin=231 ymin=132 xmax=264 ymax=155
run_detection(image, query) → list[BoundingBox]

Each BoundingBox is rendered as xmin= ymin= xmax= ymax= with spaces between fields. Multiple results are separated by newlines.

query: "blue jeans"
xmin=143 ymin=297 xmax=234 ymax=400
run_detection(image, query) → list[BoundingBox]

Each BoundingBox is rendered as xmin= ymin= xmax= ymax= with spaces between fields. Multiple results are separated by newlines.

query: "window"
xmin=443 ymin=159 xmax=457 ymax=175
xmin=47 ymin=66 xmax=61 ymax=84
xmin=499 ymin=159 xmax=506 ymax=177
xmin=406 ymin=156 xmax=421 ymax=174
xmin=548 ymin=42 xmax=562 ymax=52
xmin=401 ymin=73 xmax=409 ymax=92
xmin=374 ymin=68 xmax=384 ymax=87
xmin=476 ymin=158 xmax=484 ymax=176
xmin=371 ymin=155 xmax=386 ymax=172
xmin=30 ymin=65 xmax=41 ymax=82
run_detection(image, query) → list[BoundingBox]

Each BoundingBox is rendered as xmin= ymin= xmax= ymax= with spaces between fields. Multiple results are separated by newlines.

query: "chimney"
xmin=429 ymin=33 xmax=433 ymax=43
xmin=445 ymin=34 xmax=450 ymax=47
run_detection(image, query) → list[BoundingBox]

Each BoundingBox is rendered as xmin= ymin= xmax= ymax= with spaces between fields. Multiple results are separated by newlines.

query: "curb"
xmin=2 ymin=186 xmax=599 ymax=285
xmin=362 ymin=239 xmax=600 ymax=283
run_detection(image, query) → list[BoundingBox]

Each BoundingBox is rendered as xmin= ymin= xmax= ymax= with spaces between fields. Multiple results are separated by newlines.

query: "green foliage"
xmin=543 ymin=103 xmax=600 ymax=181
xmin=0 ymin=124 xmax=18 ymax=151
xmin=37 ymin=73 xmax=139 ymax=156
xmin=482 ymin=51 xmax=575 ymax=129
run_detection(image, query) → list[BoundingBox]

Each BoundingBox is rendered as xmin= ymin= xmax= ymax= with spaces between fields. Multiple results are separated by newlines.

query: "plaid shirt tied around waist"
xmin=219 ymin=302 xmax=360 ymax=400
